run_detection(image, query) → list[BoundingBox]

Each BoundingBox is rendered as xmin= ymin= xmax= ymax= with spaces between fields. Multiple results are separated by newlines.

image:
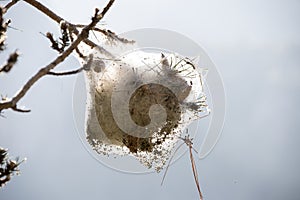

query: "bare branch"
xmin=11 ymin=105 xmax=30 ymax=113
xmin=99 ymin=0 xmax=115 ymax=18
xmin=0 ymin=0 xmax=116 ymax=113
xmin=76 ymin=25 xmax=135 ymax=44
xmin=44 ymin=21 xmax=71 ymax=53
xmin=22 ymin=0 xmax=63 ymax=24
xmin=3 ymin=0 xmax=118 ymax=56
xmin=21 ymin=0 xmax=115 ymax=51
xmin=3 ymin=0 xmax=19 ymax=13
xmin=47 ymin=67 xmax=83 ymax=76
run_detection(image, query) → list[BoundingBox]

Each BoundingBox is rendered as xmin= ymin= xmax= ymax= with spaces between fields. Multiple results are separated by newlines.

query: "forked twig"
xmin=161 ymin=134 xmax=204 ymax=200
xmin=0 ymin=0 xmax=116 ymax=113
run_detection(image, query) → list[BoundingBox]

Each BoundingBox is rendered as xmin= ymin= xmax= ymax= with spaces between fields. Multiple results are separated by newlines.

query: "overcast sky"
xmin=1 ymin=0 xmax=300 ymax=200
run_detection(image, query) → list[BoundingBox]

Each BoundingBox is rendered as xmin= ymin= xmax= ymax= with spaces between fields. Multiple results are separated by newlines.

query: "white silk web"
xmin=74 ymin=31 xmax=210 ymax=172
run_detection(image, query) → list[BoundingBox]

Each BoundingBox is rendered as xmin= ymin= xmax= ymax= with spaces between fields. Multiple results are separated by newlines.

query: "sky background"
xmin=1 ymin=0 xmax=300 ymax=200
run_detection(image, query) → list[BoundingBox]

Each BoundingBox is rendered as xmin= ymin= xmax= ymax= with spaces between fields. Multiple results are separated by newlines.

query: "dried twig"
xmin=1 ymin=0 xmax=106 ymax=51
xmin=3 ymin=0 xmax=19 ymax=13
xmin=44 ymin=21 xmax=71 ymax=53
xmin=0 ymin=50 xmax=18 ymax=73
xmin=22 ymin=0 xmax=64 ymax=23
xmin=0 ymin=146 xmax=25 ymax=188
xmin=47 ymin=67 xmax=84 ymax=76
xmin=181 ymin=135 xmax=203 ymax=200
xmin=161 ymin=135 xmax=204 ymax=200
xmin=0 ymin=0 xmax=116 ymax=113
xmin=76 ymin=25 xmax=135 ymax=44
xmin=21 ymin=0 xmax=115 ymax=50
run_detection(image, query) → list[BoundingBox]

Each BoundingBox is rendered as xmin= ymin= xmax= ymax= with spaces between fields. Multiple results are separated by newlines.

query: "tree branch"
xmin=21 ymin=0 xmax=111 ymax=51
xmin=11 ymin=105 xmax=30 ymax=112
xmin=0 ymin=0 xmax=116 ymax=113
xmin=3 ymin=0 xmax=19 ymax=13
xmin=22 ymin=0 xmax=63 ymax=24
xmin=76 ymin=25 xmax=135 ymax=44
xmin=47 ymin=67 xmax=83 ymax=76
xmin=4 ymin=0 xmax=119 ymax=52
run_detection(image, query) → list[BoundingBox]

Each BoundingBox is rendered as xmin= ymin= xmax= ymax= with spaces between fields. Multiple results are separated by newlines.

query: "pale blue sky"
xmin=0 ymin=0 xmax=300 ymax=200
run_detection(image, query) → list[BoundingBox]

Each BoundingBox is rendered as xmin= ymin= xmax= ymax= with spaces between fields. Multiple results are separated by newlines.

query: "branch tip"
xmin=11 ymin=106 xmax=31 ymax=113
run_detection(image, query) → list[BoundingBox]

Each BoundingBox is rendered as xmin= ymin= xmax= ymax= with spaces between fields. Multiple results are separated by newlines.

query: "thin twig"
xmin=47 ymin=67 xmax=83 ymax=76
xmin=161 ymin=135 xmax=204 ymax=200
xmin=20 ymin=0 xmax=105 ymax=50
xmin=4 ymin=0 xmax=116 ymax=52
xmin=181 ymin=135 xmax=203 ymax=200
xmin=68 ymin=32 xmax=86 ymax=58
xmin=11 ymin=105 xmax=30 ymax=112
xmin=76 ymin=25 xmax=135 ymax=44
xmin=0 ymin=0 xmax=116 ymax=113
xmin=3 ymin=0 xmax=19 ymax=13
xmin=22 ymin=0 xmax=64 ymax=24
